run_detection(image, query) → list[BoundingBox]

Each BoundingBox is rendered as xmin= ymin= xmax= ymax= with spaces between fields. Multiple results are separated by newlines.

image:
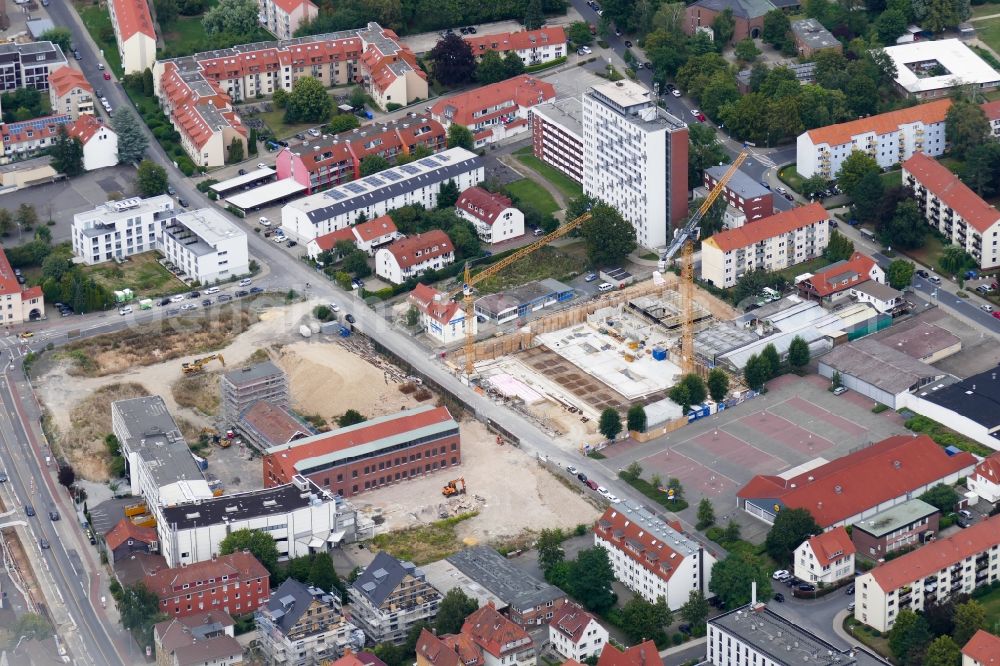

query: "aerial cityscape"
xmin=0 ymin=0 xmax=997 ymax=663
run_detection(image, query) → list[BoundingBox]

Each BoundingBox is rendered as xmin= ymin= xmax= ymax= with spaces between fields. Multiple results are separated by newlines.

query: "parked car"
xmin=287 ymin=240 xmax=297 ymax=248
xmin=981 ymin=304 xmax=994 ymax=313
xmin=234 ymin=290 xmax=249 ymax=297
xmin=848 ymin=602 xmax=855 ymax=612
xmin=928 ymin=275 xmax=942 ymax=284
xmin=624 ymin=40 xmax=632 ymax=47
xmin=25 ymin=504 xmax=35 ymax=517
xmin=257 ymin=162 xmax=267 ymax=169
xmin=606 ymin=494 xmax=620 ymax=503
xmin=584 ymin=273 xmax=598 ymax=282
xmin=566 ymin=465 xmax=578 ymax=475
xmin=678 ymin=623 xmax=692 ymax=634
xmin=170 ymin=294 xmax=185 ymax=303
xmin=177 ymin=198 xmax=189 ymax=208
xmin=833 ymin=386 xmax=848 ymax=395
xmin=577 ymin=472 xmax=588 ymax=482
xmin=39 ymin=539 xmax=49 ymax=550
xmin=586 ymin=480 xmax=599 ymax=490
xmin=772 ymin=569 xmax=790 ymax=580
xmin=249 ymin=287 xmax=264 ymax=294
xmin=916 ymin=269 xmax=930 ymax=278
xmin=993 ymin=311 xmax=1000 ymax=320
xmin=976 ymin=285 xmax=992 ymax=295
xmin=345 ymin=313 xmax=356 ymax=324
xmin=201 ymin=299 xmax=212 ymax=307
xmin=259 ymin=216 xmax=270 ymax=226
xmin=180 ymin=303 xmax=197 ymax=311
xmin=798 ymin=583 xmax=816 ymax=592
xmin=167 ymin=308 xmax=180 ymax=315
xmin=773 ymin=593 xmax=785 ymax=602
xmin=189 ymin=290 xmax=201 ymax=298
xmin=0 ymin=472 xmax=7 ymax=482
xmin=846 ymin=584 xmax=855 ymax=595
xmin=218 ymin=294 xmax=232 ymax=302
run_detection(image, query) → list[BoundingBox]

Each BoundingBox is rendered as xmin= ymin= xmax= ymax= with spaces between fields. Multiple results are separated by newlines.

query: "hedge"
xmin=525 ymin=56 xmax=567 ymax=73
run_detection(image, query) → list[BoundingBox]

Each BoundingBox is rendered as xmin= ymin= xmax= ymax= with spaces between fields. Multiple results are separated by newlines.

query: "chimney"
xmin=751 ymin=581 xmax=757 ymax=607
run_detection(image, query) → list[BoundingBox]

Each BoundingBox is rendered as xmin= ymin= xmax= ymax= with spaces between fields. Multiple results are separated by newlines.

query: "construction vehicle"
xmin=181 ymin=353 xmax=226 ymax=375
xmin=448 ymin=210 xmax=593 ymax=376
xmin=659 ymin=149 xmax=750 ymax=374
xmin=442 ymin=478 xmax=466 ymax=497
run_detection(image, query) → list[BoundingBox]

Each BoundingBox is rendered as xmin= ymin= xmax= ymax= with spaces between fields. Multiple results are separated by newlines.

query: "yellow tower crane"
xmin=660 ymin=149 xmax=750 ymax=374
xmin=448 ymin=210 xmax=593 ymax=377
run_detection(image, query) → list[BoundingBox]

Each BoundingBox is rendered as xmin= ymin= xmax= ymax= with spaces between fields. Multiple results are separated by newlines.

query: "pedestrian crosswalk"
xmin=752 ymin=151 xmax=777 ymax=168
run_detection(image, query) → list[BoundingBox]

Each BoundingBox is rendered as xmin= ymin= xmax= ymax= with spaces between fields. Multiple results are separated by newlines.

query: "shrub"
xmin=386 ymin=102 xmax=403 ymax=111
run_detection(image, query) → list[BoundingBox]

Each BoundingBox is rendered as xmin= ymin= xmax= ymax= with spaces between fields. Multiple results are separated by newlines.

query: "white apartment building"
xmin=796 ymin=98 xmax=951 ymax=179
xmin=455 ymin=186 xmax=524 ymax=244
xmin=793 ymin=527 xmax=855 ymax=586
xmin=463 ymin=27 xmax=567 ymax=66
xmin=855 ymin=513 xmax=1000 ymax=632
xmin=408 ymin=284 xmax=475 ymax=346
xmin=582 ymin=80 xmax=689 ymax=249
xmin=71 ymin=195 xmax=176 ymax=265
xmin=548 ymin=602 xmax=608 ymax=663
xmin=161 ymin=208 xmax=249 ymax=284
xmin=375 ymin=230 xmax=455 ymax=285
xmin=969 ymin=453 xmax=1000 ymax=504
xmin=48 ymin=66 xmax=94 ymax=120
xmin=530 ymin=97 xmax=583 ymax=183
xmin=67 ymin=115 xmax=119 ymax=171
xmin=282 ymin=148 xmax=483 ymax=241
xmin=903 ymin=152 xmax=1000 ymax=270
xmin=593 ymin=503 xmax=715 ymax=610
xmin=701 ymin=203 xmax=831 ymax=288
xmin=258 ymin=0 xmax=319 ymax=40
xmin=108 ymin=0 xmax=157 ymax=74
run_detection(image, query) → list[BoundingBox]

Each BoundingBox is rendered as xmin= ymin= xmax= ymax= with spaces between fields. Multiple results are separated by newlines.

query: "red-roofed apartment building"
xmin=0 ymin=245 xmax=44 ymax=323
xmin=594 ymin=504 xmax=716 ymax=609
xmin=464 ymin=27 xmax=567 ymax=66
xmin=968 ymin=452 xmax=1000 ymax=504
xmin=375 ymin=229 xmax=455 ymax=285
xmin=455 ymin=186 xmax=524 ymax=244
xmin=431 ymin=75 xmax=555 ymax=148
xmin=415 ymin=604 xmax=536 ymax=666
xmin=276 ymin=115 xmax=446 ymax=194
xmin=144 ymin=551 xmax=270 ymax=618
xmin=259 ymin=0 xmax=319 ymax=40
xmin=408 ymin=283 xmax=475 ymax=345
xmin=108 ymin=0 xmax=157 ymax=74
xmin=48 ymin=66 xmax=94 ymax=119
xmin=306 ymin=215 xmax=400 ymax=259
xmin=963 ymin=630 xmax=1000 ymax=666
xmin=903 ymin=152 xmax=1000 ymax=270
xmin=855 ymin=513 xmax=1000 ymax=631
xmin=596 ymin=641 xmax=659 ymax=666
xmin=67 ymin=115 xmax=119 ymax=171
xmin=797 ymin=251 xmax=886 ymax=305
xmin=701 ymin=202 xmax=831 ymax=288
xmin=548 ymin=602 xmax=608 ymax=662
xmin=738 ymin=434 xmax=977 ymax=528
xmin=0 ymin=114 xmax=72 ymax=161
xmin=793 ymin=526 xmax=855 ymax=585
xmin=262 ymin=404 xmax=460 ymax=497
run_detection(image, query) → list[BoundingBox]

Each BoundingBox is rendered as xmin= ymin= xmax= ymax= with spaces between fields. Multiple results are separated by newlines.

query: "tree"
xmin=219 ymin=528 xmax=279 ymax=576
xmin=155 ymin=0 xmax=179 ymax=25
xmin=502 ymin=51 xmax=525 ymax=79
xmin=306 ymin=553 xmax=339 ymax=592
xmin=447 ymin=123 xmax=475 ymax=150
xmin=285 ymin=76 xmax=332 ymax=123
xmin=707 ymin=368 xmax=729 ymax=402
xmin=852 ymin=171 xmax=885 ymax=223
xmin=620 ymin=595 xmax=671 ymax=644
xmin=744 ymin=354 xmax=768 ymax=391
xmin=112 ymin=108 xmax=149 ymax=163
xmin=788 ymin=336 xmax=810 ymax=369
xmin=924 ymin=636 xmax=961 ymax=666
xmin=437 ymin=179 xmax=460 ymax=209
xmin=227 ymin=136 xmax=244 ymax=163
xmin=177 ymin=0 xmax=204 ymax=14
xmin=58 ymin=464 xmax=76 ymax=488
xmin=16 ymin=203 xmax=38 ymax=231
xmin=687 ymin=123 xmax=727 ymax=184
xmin=429 ymin=34 xmax=476 ymax=86
xmin=374 ymin=642 xmax=404 ymax=666
xmin=709 ymin=552 xmax=772 ymax=608
xmin=734 ymin=38 xmax=760 ymax=62
xmin=203 ymin=0 xmax=259 ymax=36
xmin=622 ymin=462 xmax=643 ymax=481
xmin=953 ymin=600 xmax=986 ymax=646
xmin=887 ymin=260 xmax=915 ymax=289
xmin=946 ymin=99 xmax=991 ymax=160
xmin=920 ymin=484 xmax=960 ymax=513
xmin=681 ymin=590 xmax=710 ymax=630
xmin=875 ymin=8 xmax=908 ymax=44
xmin=889 ymin=610 xmax=920 ymax=662
xmin=627 ymin=404 xmax=647 ymax=433
xmin=136 ymin=160 xmax=168 ymax=197
xmin=476 ymin=51 xmax=509 ymax=84
xmin=836 ymin=150 xmax=880 ymax=199
xmin=15 ymin=612 xmax=53 ymax=640
xmin=537 ymin=528 xmax=565 ymax=572
xmin=359 ymin=155 xmax=390 ymax=176
xmin=599 ymin=408 xmax=622 ymax=440
xmin=670 ymin=373 xmax=707 ymax=413
xmin=889 ymin=609 xmax=932 ymax=665
xmin=580 ymin=203 xmax=636 ymax=266
xmin=801 ymin=174 xmax=829 ymax=198
xmin=39 ymin=28 xmax=73 ymax=54
xmin=711 ymin=8 xmax=735 ymax=45
xmin=524 ymin=0 xmax=544 ymax=30
xmin=435 ymin=588 xmax=479 ymax=634
xmin=344 ymin=251 xmax=371 ymax=277
xmin=823 ymin=230 xmax=855 ymax=263
xmin=337 ymin=409 xmax=366 ymax=427
xmin=939 ymin=245 xmax=975 ymax=275
xmin=961 ymin=142 xmax=1000 ymax=198
xmin=119 ymin=583 xmax=164 ymax=647
xmin=272 ymin=88 xmax=289 ymax=109
xmin=697 ymin=498 xmax=716 ymax=530
xmin=765 ymin=507 xmax=821 ymax=564
xmin=567 ymin=21 xmax=594 ymax=46
xmin=50 ymin=129 xmax=84 ymax=177
xmin=763 ymin=9 xmax=791 ymax=48
xmin=879 ymin=199 xmax=926 ymax=250
xmin=324 ymin=114 xmax=360 ymax=134
xmin=0 ymin=208 xmax=11 ymax=237
xmin=570 ymin=547 xmax=616 ymax=613
xmin=760 ymin=343 xmax=781 ymax=380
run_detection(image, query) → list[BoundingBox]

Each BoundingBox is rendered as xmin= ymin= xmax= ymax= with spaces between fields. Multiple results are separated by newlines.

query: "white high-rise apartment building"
xmin=161 ymin=209 xmax=250 ymax=284
xmin=71 ymin=195 xmax=176 ymax=265
xmin=582 ymin=80 xmax=688 ymax=249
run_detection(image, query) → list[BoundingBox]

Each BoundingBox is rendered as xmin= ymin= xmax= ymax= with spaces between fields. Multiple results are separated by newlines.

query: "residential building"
xmin=112 ymin=551 xmax=169 ymax=589
xmin=67 ymin=115 xmax=119 ymax=171
xmin=375 ymin=230 xmax=455 ymax=285
xmin=463 ymin=27 xmax=566 ymax=66
xmin=970 ymin=453 xmax=1000 ymax=504
xmin=262 ymin=405 xmax=461 ymax=497
xmin=108 ymin=0 xmax=157 ymax=74
xmin=276 ymin=115 xmax=447 ymax=194
xmin=704 ymin=165 xmax=772 ymax=222
xmin=447 ymin=546 xmax=566 ymax=626
xmin=0 ymin=246 xmax=44 ymax=323
xmin=795 ymin=99 xmax=951 ymax=179
xmin=791 ymin=19 xmax=841 ymax=57
xmin=474 ymin=279 xmax=574 ymax=324
xmin=963 ymin=630 xmax=1000 ymax=666
xmin=349 ymin=552 xmax=441 ymax=644
xmin=882 ymin=39 xmax=1000 ymax=99
xmin=71 ymin=195 xmax=176 ymax=265
xmin=737 ymin=434 xmax=977 ymax=528
xmin=104 ymin=518 xmax=159 ymax=563
xmin=455 ymin=187 xmax=524 ymax=244
xmin=548 ymin=602 xmax=607 ymax=662
xmin=430 ymin=75 xmax=555 ymax=148
xmin=793 ymin=527 xmax=855 ymax=585
xmin=851 ymin=498 xmax=940 ymax=561
xmin=145 ymin=551 xmax=270 ymax=618
xmin=985 ymin=99 xmax=1000 ymax=137
xmin=259 ymin=0 xmax=319 ymax=40
xmin=461 ymin=604 xmax=536 ymax=666
xmin=306 ymin=215 xmax=400 ymax=259
xmin=416 ymin=628 xmax=486 ymax=666
xmin=596 ymin=641 xmax=663 ymax=666
xmin=684 ymin=0 xmax=776 ymax=44
xmin=856 ymin=513 xmax=1000 ymax=631
xmin=911 ymin=367 xmax=1000 ymax=453
xmin=583 ymin=80 xmax=688 ymax=249
xmin=0 ymin=114 xmax=72 ymax=161
xmin=154 ymin=611 xmax=242 ymax=666
xmin=408 ymin=283 xmax=475 ymax=346
xmin=220 ymin=361 xmax=289 ymax=425
xmin=48 ymin=66 xmax=94 ymax=119
xmin=797 ymin=252 xmax=885 ymax=305
xmin=708 ymin=603 xmax=891 ymax=666
xmin=0 ymin=41 xmax=67 ymax=92
xmin=902 ymin=151 xmax=1000 ymax=270
xmin=530 ymin=97 xmax=583 ymax=183
xmin=849 ymin=281 xmax=905 ymax=315
xmin=235 ymin=400 xmax=313 ymax=452
xmin=256 ymin=578 xmax=358 ymax=665
xmin=282 ymin=148 xmax=483 ymax=241
xmin=700 ymin=203 xmax=831 ymax=288
xmin=161 ymin=208 xmax=250 ymax=284
xmin=158 ymin=475 xmax=372 ymax=567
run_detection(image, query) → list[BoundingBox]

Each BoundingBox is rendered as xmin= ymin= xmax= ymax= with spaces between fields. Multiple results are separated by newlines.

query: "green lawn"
xmin=777 ymin=255 xmax=830 ymax=282
xmin=975 ymin=584 xmax=1000 ymax=634
xmin=903 ymin=233 xmax=946 ymax=272
xmin=82 ymin=252 xmax=188 ymax=298
xmin=778 ymin=165 xmax=806 ymax=193
xmin=505 ymin=178 xmax=560 ymax=216
xmin=513 ymin=147 xmax=583 ymax=201
xmin=977 ymin=17 xmax=1000 ymax=56
xmin=971 ymin=3 xmax=1000 ymax=19
xmin=257 ymin=109 xmax=320 ymax=141
xmin=939 ymin=157 xmax=964 ymax=174
xmin=162 ymin=8 xmax=272 ymax=59
xmin=879 ymin=170 xmax=902 ymax=188
xmin=473 ymin=244 xmax=589 ymax=294
xmin=76 ymin=3 xmax=123 ymax=78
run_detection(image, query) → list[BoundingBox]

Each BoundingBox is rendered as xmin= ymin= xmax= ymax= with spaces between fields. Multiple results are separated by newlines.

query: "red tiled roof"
xmin=963 ymin=630 xmax=1000 ymax=665
xmin=462 ymin=604 xmax=531 ymax=658
xmin=312 ymin=227 xmax=357 ymax=252
xmin=111 ymin=0 xmax=156 ymax=41
xmin=805 ymin=99 xmax=952 ymax=147
xmin=804 ymin=526 xmax=854 ymax=567
xmin=0 ymin=246 xmax=23 ymax=296
xmin=903 ymin=152 xmax=1000 ymax=234
xmin=704 ymin=203 xmax=829 ymax=253
xmin=549 ymin=602 xmax=600 ymax=644
xmin=596 ymin=641 xmax=659 ymax=666
xmin=974 ymin=452 xmax=1000 ymax=486
xmin=104 ymin=518 xmax=158 ymax=551
xmin=981 ymin=100 xmax=1000 ymax=122
xmin=870 ymin=513 xmax=1000 ymax=592
xmin=22 ymin=286 xmax=43 ymax=301
xmin=154 ymin=611 xmax=235 ymax=652
xmin=67 ymin=115 xmax=110 ymax=144
xmin=738 ymin=435 xmax=977 ymax=528
xmin=144 ymin=552 xmax=269 ymax=599
xmin=464 ymin=27 xmax=567 ymax=55
xmin=456 ymin=187 xmax=515 ymax=226
xmin=593 ymin=507 xmax=688 ymax=583
xmin=409 ymin=283 xmax=462 ymax=326
xmin=354 ymin=215 xmax=398 ymax=242
xmin=271 ymin=0 xmax=316 ymax=15
xmin=442 ymin=633 xmax=485 ymax=666
xmin=431 ymin=75 xmax=555 ymax=127
xmin=240 ymin=400 xmax=311 ymax=448
xmin=48 ymin=66 xmax=93 ymax=98
xmin=801 ymin=252 xmax=879 ymax=297
xmin=1 ymin=114 xmax=70 ymax=148
xmin=416 ymin=630 xmax=461 ymax=666
xmin=384 ymin=230 xmax=453 ymax=269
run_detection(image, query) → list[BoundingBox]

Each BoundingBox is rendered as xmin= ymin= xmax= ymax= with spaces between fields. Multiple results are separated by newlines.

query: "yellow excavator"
xmin=442 ymin=478 xmax=466 ymax=497
xmin=182 ymin=354 xmax=226 ymax=375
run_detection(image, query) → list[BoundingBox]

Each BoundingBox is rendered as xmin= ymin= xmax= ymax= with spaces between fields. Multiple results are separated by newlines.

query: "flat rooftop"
xmin=871 ymin=320 xmax=960 ymax=361
xmin=112 ymin=396 xmax=204 ymax=489
xmin=706 ymin=165 xmax=770 ymax=201
xmin=852 ymin=498 xmax=939 ymax=538
xmin=210 ymin=167 xmax=276 ymax=193
xmin=532 ymin=97 xmax=583 ymax=137
xmin=883 ymin=38 xmax=1000 ymax=93
xmin=170 ymin=208 xmax=246 ymax=248
xmin=74 ymin=195 xmax=176 ymax=236
xmin=419 ymin=559 xmax=508 ymax=611
xmin=586 ymin=80 xmax=686 ymax=132
xmin=820 ymin=338 xmax=942 ymax=394
xmin=223 ymin=361 xmax=285 ymax=388
xmin=921 ymin=364 xmax=1000 ymax=433
xmin=791 ymin=18 xmax=839 ymax=51
xmin=448 ymin=545 xmax=564 ymax=612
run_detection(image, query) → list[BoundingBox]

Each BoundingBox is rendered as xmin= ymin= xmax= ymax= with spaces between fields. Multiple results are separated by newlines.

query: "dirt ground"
xmin=352 ymin=419 xmax=600 ymax=547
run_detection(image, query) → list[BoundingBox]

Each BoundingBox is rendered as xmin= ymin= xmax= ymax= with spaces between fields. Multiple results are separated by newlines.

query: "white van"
xmin=205 ymin=286 xmax=220 ymax=295
xmin=598 ymin=283 xmax=614 ymax=293
xmin=239 ymin=278 xmax=253 ymax=287
xmin=118 ymin=306 xmax=133 ymax=315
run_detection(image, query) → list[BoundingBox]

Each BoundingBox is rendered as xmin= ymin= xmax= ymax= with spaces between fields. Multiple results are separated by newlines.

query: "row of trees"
xmin=742 ymin=338 xmax=810 ymax=391
xmin=888 ymin=600 xmax=986 ymax=666
xmin=668 ymin=370 xmax=730 ymax=413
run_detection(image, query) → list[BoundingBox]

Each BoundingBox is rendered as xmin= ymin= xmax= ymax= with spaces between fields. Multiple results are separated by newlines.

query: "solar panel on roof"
xmin=399 ymin=164 xmax=420 ymax=175
xmin=362 ymin=582 xmax=377 ymax=592
xmin=418 ymin=155 xmax=442 ymax=166
xmin=325 ymin=190 xmax=347 ymax=201
xmin=381 ymin=170 xmax=402 ymax=182
xmin=367 ymin=176 xmax=385 ymax=186
xmin=344 ymin=182 xmax=367 ymax=194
